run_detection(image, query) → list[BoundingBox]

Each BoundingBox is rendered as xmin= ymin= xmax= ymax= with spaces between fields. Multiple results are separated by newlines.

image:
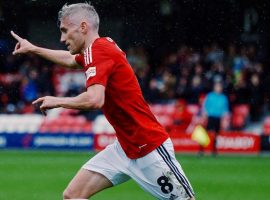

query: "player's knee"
xmin=63 ymin=188 xmax=73 ymax=199
xmin=189 ymin=197 xmax=196 ymax=200
xmin=63 ymin=187 xmax=92 ymax=200
xmin=63 ymin=188 xmax=81 ymax=199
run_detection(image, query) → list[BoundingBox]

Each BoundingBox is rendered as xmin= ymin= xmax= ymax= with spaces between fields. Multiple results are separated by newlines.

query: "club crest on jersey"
xmin=86 ymin=66 xmax=96 ymax=80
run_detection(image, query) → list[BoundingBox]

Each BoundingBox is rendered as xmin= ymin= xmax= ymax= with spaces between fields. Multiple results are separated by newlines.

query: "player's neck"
xmin=82 ymin=32 xmax=100 ymax=53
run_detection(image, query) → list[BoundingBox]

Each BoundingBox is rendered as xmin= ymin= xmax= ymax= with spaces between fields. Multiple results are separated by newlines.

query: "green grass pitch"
xmin=0 ymin=150 xmax=270 ymax=200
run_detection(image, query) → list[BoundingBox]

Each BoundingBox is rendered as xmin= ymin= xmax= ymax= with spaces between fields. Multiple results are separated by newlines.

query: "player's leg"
xmin=155 ymin=140 xmax=195 ymax=199
xmin=213 ymin=117 xmax=221 ymax=156
xmin=129 ymin=138 xmax=195 ymax=200
xmin=63 ymin=141 xmax=130 ymax=199
xmin=63 ymin=168 xmax=112 ymax=199
xmin=207 ymin=116 xmax=220 ymax=156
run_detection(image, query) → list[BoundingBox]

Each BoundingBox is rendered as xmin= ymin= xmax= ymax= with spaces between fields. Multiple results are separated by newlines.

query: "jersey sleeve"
xmin=75 ymin=54 xmax=84 ymax=67
xmin=85 ymin=45 xmax=114 ymax=88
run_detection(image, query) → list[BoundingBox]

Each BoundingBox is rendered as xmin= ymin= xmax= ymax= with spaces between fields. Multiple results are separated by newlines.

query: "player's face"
xmin=59 ymin=17 xmax=84 ymax=55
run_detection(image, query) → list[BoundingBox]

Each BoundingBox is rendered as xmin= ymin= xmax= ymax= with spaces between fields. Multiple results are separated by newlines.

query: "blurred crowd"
xmin=0 ymin=54 xmax=55 ymax=113
xmin=128 ymin=43 xmax=268 ymax=122
xmin=0 ymin=42 xmax=269 ymax=122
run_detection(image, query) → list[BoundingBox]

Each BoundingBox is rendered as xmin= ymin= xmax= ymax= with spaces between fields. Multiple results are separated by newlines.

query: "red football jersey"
xmin=75 ymin=37 xmax=169 ymax=159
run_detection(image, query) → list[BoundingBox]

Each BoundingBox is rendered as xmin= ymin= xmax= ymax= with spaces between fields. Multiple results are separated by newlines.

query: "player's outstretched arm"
xmin=32 ymin=84 xmax=105 ymax=115
xmin=10 ymin=31 xmax=81 ymax=69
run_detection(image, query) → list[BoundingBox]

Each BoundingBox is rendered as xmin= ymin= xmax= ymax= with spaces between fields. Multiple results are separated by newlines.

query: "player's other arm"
xmin=32 ymin=84 xmax=105 ymax=115
xmin=10 ymin=31 xmax=80 ymax=69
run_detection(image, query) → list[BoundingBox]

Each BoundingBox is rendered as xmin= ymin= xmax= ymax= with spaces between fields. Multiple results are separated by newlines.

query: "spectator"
xmin=175 ymin=76 xmax=188 ymax=99
xmin=203 ymin=81 xmax=229 ymax=155
xmin=232 ymin=46 xmax=250 ymax=74
xmin=205 ymin=43 xmax=224 ymax=65
xmin=186 ymin=75 xmax=204 ymax=104
xmin=21 ymin=69 xmax=38 ymax=102
xmin=224 ymin=44 xmax=237 ymax=69
xmin=249 ymin=73 xmax=264 ymax=121
xmin=233 ymin=72 xmax=250 ymax=104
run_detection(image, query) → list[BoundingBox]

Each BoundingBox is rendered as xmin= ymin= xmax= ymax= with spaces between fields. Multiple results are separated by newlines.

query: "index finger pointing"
xmin=32 ymin=97 xmax=44 ymax=105
xmin=10 ymin=31 xmax=23 ymax=42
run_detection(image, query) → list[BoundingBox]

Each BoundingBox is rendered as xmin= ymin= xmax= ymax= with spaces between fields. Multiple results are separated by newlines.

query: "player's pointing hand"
xmin=10 ymin=30 xmax=36 ymax=55
xmin=32 ymin=96 xmax=61 ymax=116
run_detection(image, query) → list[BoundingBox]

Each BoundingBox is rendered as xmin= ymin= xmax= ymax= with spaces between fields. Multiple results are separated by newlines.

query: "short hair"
xmin=58 ymin=2 xmax=99 ymax=31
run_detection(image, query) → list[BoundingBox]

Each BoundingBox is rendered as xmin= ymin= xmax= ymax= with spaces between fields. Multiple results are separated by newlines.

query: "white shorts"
xmin=83 ymin=138 xmax=195 ymax=200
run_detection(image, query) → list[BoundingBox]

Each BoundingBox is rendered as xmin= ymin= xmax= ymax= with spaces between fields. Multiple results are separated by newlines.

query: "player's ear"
xmin=80 ymin=21 xmax=88 ymax=34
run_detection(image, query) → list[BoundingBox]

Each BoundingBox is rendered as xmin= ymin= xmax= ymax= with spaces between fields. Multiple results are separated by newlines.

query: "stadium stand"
xmin=0 ymin=43 xmax=268 ymax=135
xmin=0 ymin=114 xmax=42 ymax=133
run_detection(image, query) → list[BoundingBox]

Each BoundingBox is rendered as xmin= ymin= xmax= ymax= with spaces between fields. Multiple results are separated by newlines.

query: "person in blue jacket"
xmin=203 ymin=81 xmax=229 ymax=155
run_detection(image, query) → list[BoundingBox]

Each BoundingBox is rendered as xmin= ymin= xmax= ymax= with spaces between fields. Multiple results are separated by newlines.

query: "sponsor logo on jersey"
xmin=86 ymin=66 xmax=96 ymax=80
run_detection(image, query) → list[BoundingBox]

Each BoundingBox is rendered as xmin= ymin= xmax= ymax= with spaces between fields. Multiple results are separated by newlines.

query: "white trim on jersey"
xmin=89 ymin=44 xmax=93 ymax=63
xmin=84 ymin=51 xmax=87 ymax=65
xmin=84 ymin=45 xmax=93 ymax=65
xmin=84 ymin=48 xmax=88 ymax=65
xmin=86 ymin=48 xmax=90 ymax=65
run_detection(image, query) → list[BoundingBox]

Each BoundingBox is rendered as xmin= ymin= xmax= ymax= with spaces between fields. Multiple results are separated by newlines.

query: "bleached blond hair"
xmin=58 ymin=2 xmax=99 ymax=31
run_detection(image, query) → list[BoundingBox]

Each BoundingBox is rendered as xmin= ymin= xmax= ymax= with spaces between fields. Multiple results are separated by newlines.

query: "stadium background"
xmin=1 ymin=0 xmax=270 ymax=199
